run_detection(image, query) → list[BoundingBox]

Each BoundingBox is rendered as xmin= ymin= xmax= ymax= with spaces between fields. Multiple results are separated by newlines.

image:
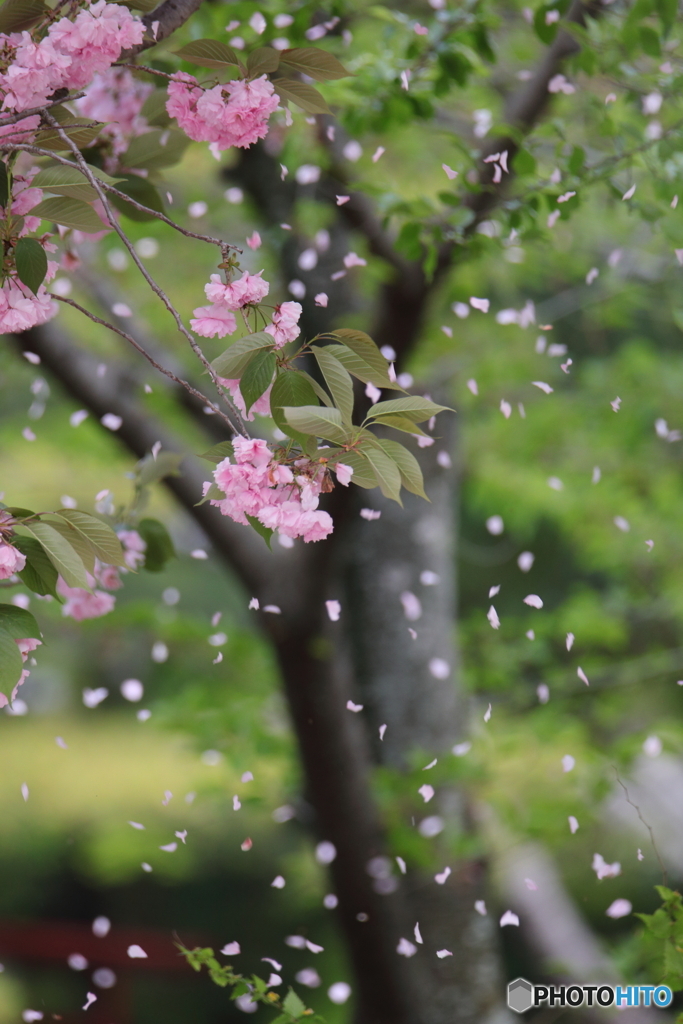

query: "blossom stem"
xmin=52 ymin=294 xmax=237 ymax=430
xmin=40 ymin=109 xmax=248 ymax=434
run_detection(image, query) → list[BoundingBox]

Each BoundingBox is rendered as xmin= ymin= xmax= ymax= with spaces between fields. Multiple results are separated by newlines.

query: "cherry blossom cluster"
xmin=0 ymin=1 xmax=143 ymax=114
xmin=56 ymin=529 xmax=146 ymax=621
xmin=75 ymin=67 xmax=153 ymax=170
xmin=166 ymin=72 xmax=280 ymax=156
xmin=191 ymin=269 xmax=270 ymax=339
xmin=205 ymin=437 xmax=341 ymax=543
xmin=191 ymin=270 xmax=302 ymax=343
xmin=0 ymin=170 xmax=58 ymax=332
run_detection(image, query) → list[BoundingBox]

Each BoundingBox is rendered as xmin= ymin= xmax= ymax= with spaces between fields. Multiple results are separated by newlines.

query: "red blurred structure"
xmin=0 ymin=920 xmax=209 ymax=1023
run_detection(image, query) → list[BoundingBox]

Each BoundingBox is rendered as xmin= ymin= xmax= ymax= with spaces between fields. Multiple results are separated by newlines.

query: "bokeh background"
xmin=3 ymin=0 xmax=683 ymax=1017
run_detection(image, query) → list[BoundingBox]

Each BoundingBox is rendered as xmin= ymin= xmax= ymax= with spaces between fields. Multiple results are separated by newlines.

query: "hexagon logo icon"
xmin=508 ymin=977 xmax=534 ymax=1014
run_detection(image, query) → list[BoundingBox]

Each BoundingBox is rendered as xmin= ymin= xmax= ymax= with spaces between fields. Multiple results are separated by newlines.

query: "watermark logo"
xmin=507 ymin=979 xmax=673 ymax=1013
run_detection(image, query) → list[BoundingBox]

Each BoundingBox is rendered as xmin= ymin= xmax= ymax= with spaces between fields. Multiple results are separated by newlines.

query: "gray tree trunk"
xmin=341 ymin=421 xmax=509 ymax=1024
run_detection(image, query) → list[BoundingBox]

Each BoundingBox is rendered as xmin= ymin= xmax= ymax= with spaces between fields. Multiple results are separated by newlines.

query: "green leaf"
xmin=329 ymin=449 xmax=377 ymax=488
xmin=297 ymin=370 xmax=333 ymax=407
xmin=196 ymin=482 xmax=224 ymax=506
xmin=174 ymin=39 xmax=241 ymax=69
xmin=281 ymin=405 xmax=348 ymax=443
xmin=32 ymin=166 xmax=124 ymax=201
xmin=35 ymin=117 xmax=103 ymax=151
xmin=282 ymin=988 xmax=307 ymax=1019
xmin=363 ymin=446 xmax=402 ymax=503
xmin=19 ymin=521 xmax=90 ymax=589
xmin=52 ymin=510 xmax=126 ymax=567
xmin=212 ymin=333 xmax=275 ymax=379
xmin=122 ymin=129 xmax=191 ymax=170
xmin=369 ymin=413 xmax=428 ymax=437
xmin=278 ymin=46 xmax=351 ymax=81
xmin=0 ymin=603 xmax=42 ymax=640
xmin=270 ymin=370 xmax=319 ymax=445
xmin=567 ymin=145 xmax=585 ymax=176
xmin=512 ymin=148 xmax=536 ymax=176
xmin=240 ymin=349 xmax=276 ymax=414
xmin=533 ymin=5 xmax=559 ymax=44
xmin=136 ymin=451 xmax=183 ymax=488
xmin=272 ymin=78 xmax=330 ymax=115
xmin=139 ymin=89 xmax=172 ymax=128
xmin=3 ymin=507 xmax=35 ymax=518
xmin=311 ymin=345 xmax=355 ymax=424
xmin=376 ymin=439 xmax=428 ymax=499
xmin=13 ymin=536 xmax=59 ymax=599
xmin=245 ymin=513 xmax=273 ymax=549
xmin=366 ymin=396 xmax=452 ymax=423
xmin=0 ymin=161 xmax=9 ymax=209
xmin=109 ymin=174 xmax=165 ymax=222
xmin=247 ymin=46 xmax=280 ymax=76
xmin=14 ymin=237 xmax=47 ymax=295
xmin=330 ymin=330 xmax=404 ymax=389
xmin=31 ymin=196 xmax=106 ymax=234
xmin=137 ymin=517 xmax=175 ymax=572
xmin=198 ymin=441 xmax=234 ymax=464
xmin=48 ymin=520 xmax=96 ymax=574
xmin=0 ymin=626 xmax=24 ymax=696
xmin=639 ymin=24 xmax=661 ymax=55
xmin=0 ymin=0 xmax=46 ymax=34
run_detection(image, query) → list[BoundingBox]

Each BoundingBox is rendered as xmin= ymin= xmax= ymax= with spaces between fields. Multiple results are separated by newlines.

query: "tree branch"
xmin=11 ymin=324 xmax=274 ymax=597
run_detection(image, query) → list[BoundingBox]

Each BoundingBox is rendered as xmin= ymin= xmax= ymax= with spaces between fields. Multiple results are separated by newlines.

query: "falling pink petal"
xmin=500 ymin=910 xmax=519 ymax=927
xmin=246 ymin=231 xmax=261 ymax=250
xmin=442 ymin=164 xmax=458 ymax=180
xmin=577 ymin=667 xmax=589 ymax=686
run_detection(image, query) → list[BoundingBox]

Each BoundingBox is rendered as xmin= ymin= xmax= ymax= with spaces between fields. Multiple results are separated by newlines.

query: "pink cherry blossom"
xmin=190 ymin=305 xmax=237 ymax=338
xmin=117 ymin=529 xmax=147 ymax=569
xmin=207 ymin=439 xmax=334 ymax=542
xmin=205 ymin=270 xmax=269 ymax=310
xmin=0 ymin=278 xmax=58 ymax=334
xmin=335 ymin=463 xmax=354 ymax=486
xmin=76 ymin=67 xmax=153 ymax=164
xmin=57 ymin=576 xmax=116 ymax=621
xmin=46 ymin=0 xmax=144 ymax=90
xmin=0 ymin=2 xmax=144 ymax=113
xmin=166 ymin=73 xmax=279 ymax=153
xmin=0 ymin=540 xmax=26 ymax=579
xmin=264 ymin=301 xmax=302 ymax=348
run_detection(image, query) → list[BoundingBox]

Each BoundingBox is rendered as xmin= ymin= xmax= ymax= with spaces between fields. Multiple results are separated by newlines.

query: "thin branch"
xmin=52 ymin=294 xmax=235 ymax=429
xmin=613 ymin=768 xmax=668 ymax=886
xmin=40 ymin=110 xmax=247 ymax=435
xmin=0 ymin=90 xmax=87 ymax=128
xmin=0 ymin=143 xmax=243 ymax=252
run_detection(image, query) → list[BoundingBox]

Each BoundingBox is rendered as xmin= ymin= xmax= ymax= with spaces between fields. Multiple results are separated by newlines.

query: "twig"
xmin=0 ymin=90 xmax=87 ymax=128
xmin=52 ymin=294 xmax=236 ymax=431
xmin=40 ymin=109 xmax=247 ymax=435
xmin=613 ymin=767 xmax=668 ymax=886
xmin=0 ymin=143 xmax=242 ymax=252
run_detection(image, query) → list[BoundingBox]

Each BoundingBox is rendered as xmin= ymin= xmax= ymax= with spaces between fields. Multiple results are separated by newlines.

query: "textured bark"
xmin=339 ymin=420 xmax=508 ymax=1024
